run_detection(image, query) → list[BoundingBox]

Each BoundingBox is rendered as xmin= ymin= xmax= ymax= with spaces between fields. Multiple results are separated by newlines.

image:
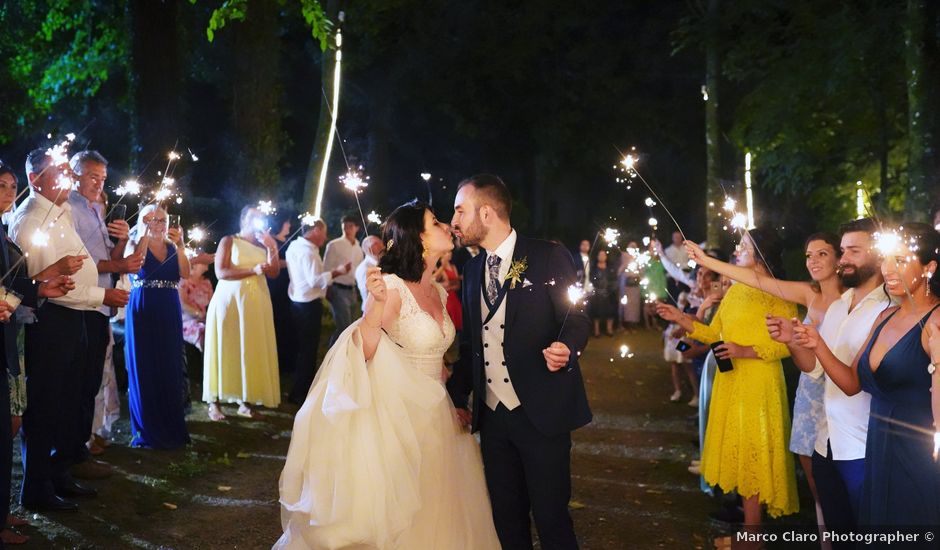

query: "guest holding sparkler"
xmin=642 ymin=245 xmax=668 ymax=329
xmin=793 ymin=223 xmax=940 ymax=527
xmin=657 ymin=227 xmax=799 ymax=531
xmin=203 ymin=206 xmax=280 ymax=421
xmin=686 ymin=232 xmax=843 ymax=532
xmin=323 ymin=214 xmax=364 ymax=346
xmin=123 ymin=205 xmax=190 ymax=449
xmin=588 ymin=249 xmax=618 ymax=337
xmin=12 ymin=149 xmax=128 ymax=512
xmin=68 ymin=151 xmax=143 ymax=474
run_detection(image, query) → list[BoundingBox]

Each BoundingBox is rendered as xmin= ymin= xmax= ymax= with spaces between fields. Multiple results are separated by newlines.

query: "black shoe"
xmin=54 ymin=478 xmax=98 ymax=498
xmin=21 ymin=495 xmax=79 ymax=512
xmin=709 ymin=506 xmax=744 ymax=524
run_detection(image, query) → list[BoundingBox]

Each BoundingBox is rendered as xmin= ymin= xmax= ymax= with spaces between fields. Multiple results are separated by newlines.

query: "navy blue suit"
xmin=448 ymin=235 xmax=591 ymax=550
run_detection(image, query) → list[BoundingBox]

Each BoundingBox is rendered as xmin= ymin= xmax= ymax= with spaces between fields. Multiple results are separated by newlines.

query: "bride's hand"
xmin=365 ymin=266 xmax=386 ymax=302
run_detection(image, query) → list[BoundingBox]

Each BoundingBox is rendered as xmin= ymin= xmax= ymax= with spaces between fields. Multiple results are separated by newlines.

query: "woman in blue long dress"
xmin=795 ymin=222 xmax=940 ymax=526
xmin=125 ymin=205 xmax=191 ymax=449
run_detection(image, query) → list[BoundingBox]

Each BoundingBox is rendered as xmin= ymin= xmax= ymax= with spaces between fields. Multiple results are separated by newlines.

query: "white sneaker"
xmin=669 ymin=390 xmax=682 ymax=402
xmin=688 ymin=396 xmax=699 ymax=407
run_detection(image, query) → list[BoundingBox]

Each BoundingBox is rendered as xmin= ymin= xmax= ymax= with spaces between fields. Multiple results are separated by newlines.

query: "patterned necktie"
xmin=486 ymin=254 xmax=502 ymax=304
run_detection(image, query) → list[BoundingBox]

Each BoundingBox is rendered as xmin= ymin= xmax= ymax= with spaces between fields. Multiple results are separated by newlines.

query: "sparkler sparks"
xmin=420 ymin=173 xmax=432 ymax=181
xmin=644 ymin=197 xmax=656 ymax=208
xmin=116 ymin=180 xmax=141 ymax=197
xmin=341 ymin=169 xmax=368 ymax=192
xmin=602 ymin=227 xmax=620 ymax=247
xmin=367 ymin=210 xmax=382 ymax=225
xmin=299 ymin=212 xmax=319 ymax=227
xmin=874 ymin=231 xmax=903 ymax=257
xmin=730 ymin=212 xmax=748 ymax=230
xmin=188 ymin=226 xmax=206 ymax=243
xmin=31 ymin=231 xmax=50 ymax=247
xmin=722 ymin=197 xmax=737 ymax=212
xmin=167 ymin=151 xmax=181 ymax=161
xmin=648 ymin=217 xmax=658 ymax=228
xmin=567 ymin=284 xmax=585 ymax=304
xmin=257 ymin=200 xmax=277 ymax=216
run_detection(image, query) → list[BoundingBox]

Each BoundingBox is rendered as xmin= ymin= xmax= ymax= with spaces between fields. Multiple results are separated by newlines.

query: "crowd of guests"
xmin=630 ymin=216 xmax=940 ymax=547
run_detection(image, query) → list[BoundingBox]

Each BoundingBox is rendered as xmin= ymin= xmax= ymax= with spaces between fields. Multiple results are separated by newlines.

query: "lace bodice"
xmin=382 ymin=274 xmax=455 ymax=380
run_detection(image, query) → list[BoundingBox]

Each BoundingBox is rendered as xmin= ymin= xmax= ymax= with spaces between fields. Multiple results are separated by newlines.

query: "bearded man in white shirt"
xmin=767 ymin=217 xmax=889 ymax=544
xmin=285 ymin=219 xmax=350 ymax=404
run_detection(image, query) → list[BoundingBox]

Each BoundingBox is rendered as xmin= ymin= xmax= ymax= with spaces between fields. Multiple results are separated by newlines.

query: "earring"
xmin=927 ymin=272 xmax=935 ymax=297
xmin=422 ymin=241 xmax=429 ymax=259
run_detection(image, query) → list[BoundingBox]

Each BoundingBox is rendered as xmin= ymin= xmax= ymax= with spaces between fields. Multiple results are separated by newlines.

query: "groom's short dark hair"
xmin=457 ymin=174 xmax=512 ymax=220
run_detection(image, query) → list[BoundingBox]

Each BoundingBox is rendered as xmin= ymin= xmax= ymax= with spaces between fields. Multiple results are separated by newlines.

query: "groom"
xmin=448 ymin=174 xmax=592 ymax=550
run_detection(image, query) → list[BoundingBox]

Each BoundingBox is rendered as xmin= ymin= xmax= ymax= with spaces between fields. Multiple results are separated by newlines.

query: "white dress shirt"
xmin=812 ymin=286 xmax=892 ymax=459
xmin=10 ymin=192 xmax=105 ymax=310
xmin=323 ymin=235 xmax=364 ymax=287
xmin=579 ymin=252 xmax=591 ymax=289
xmin=285 ymin=237 xmax=332 ymax=303
xmin=355 ymin=256 xmax=378 ymax=310
xmin=481 ymin=229 xmax=522 ymax=411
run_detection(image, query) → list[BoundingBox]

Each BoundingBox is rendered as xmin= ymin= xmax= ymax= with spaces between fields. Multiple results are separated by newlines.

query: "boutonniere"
xmin=505 ymin=257 xmax=528 ymax=290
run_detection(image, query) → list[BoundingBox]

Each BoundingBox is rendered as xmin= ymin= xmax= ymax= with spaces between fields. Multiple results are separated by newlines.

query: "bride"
xmin=274 ymin=201 xmax=500 ymax=549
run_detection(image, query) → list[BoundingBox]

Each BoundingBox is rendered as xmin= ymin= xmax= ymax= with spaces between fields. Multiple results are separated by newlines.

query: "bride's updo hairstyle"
xmin=379 ymin=199 xmax=432 ymax=283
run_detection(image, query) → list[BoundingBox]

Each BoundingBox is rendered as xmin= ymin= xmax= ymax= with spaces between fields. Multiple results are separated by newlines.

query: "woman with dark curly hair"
xmin=276 ymin=200 xmax=499 ymax=549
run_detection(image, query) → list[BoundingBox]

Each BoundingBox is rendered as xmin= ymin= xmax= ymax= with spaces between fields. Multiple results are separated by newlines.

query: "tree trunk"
xmin=904 ymin=0 xmax=940 ymax=218
xmin=302 ymin=0 xmax=340 ymax=214
xmin=128 ymin=0 xmax=181 ymax=172
xmin=704 ymin=0 xmax=722 ymax=246
xmin=230 ymin=1 xmax=281 ymax=195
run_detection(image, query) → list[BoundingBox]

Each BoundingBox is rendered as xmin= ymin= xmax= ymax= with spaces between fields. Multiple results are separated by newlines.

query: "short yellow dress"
xmin=203 ymin=236 xmax=280 ymax=407
xmin=688 ymin=283 xmax=798 ymax=518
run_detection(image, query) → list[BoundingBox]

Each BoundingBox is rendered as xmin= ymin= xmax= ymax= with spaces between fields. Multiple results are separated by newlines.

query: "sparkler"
xmin=619 ymin=344 xmax=634 ymax=359
xmin=341 ymin=168 xmax=371 ymax=235
xmin=602 ymin=227 xmax=620 ymax=247
xmin=614 ymin=148 xmax=688 ymax=242
xmin=557 ymin=283 xmax=587 ymax=340
xmin=367 ymin=210 xmax=382 ymax=225
xmin=257 ymin=200 xmax=277 ymax=216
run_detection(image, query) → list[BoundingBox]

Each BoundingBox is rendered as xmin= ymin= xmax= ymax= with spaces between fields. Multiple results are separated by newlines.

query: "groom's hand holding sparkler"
xmin=543 ymin=342 xmax=571 ymax=372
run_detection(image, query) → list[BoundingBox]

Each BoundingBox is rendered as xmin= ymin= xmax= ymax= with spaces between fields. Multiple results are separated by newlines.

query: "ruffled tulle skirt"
xmin=274 ymin=323 xmax=500 ymax=549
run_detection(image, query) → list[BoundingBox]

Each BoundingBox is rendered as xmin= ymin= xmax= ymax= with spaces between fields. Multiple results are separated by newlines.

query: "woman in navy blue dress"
xmin=795 ymin=222 xmax=940 ymax=526
xmin=124 ymin=205 xmax=191 ymax=449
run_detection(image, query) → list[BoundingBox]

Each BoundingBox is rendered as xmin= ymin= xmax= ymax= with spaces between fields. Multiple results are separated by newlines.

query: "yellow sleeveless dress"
xmin=688 ymin=283 xmax=798 ymax=518
xmin=202 ymin=236 xmax=280 ymax=407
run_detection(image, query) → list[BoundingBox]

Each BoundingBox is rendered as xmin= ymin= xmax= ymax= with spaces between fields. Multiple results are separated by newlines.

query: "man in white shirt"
xmin=323 ymin=215 xmax=365 ymax=346
xmin=767 ymin=218 xmax=887 ymax=541
xmin=355 ymin=235 xmax=384 ymax=310
xmin=576 ymin=239 xmax=591 ymax=290
xmin=285 ymin=219 xmax=350 ymax=404
xmin=11 ymin=149 xmax=129 ymax=512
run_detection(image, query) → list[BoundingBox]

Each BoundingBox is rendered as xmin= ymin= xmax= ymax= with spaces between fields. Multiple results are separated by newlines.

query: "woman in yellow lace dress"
xmin=203 ymin=206 xmax=281 ymax=420
xmin=658 ymin=229 xmax=798 ymax=530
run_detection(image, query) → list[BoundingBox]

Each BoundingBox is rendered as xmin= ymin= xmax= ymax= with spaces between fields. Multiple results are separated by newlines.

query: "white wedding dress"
xmin=275 ymin=274 xmax=501 ymax=549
